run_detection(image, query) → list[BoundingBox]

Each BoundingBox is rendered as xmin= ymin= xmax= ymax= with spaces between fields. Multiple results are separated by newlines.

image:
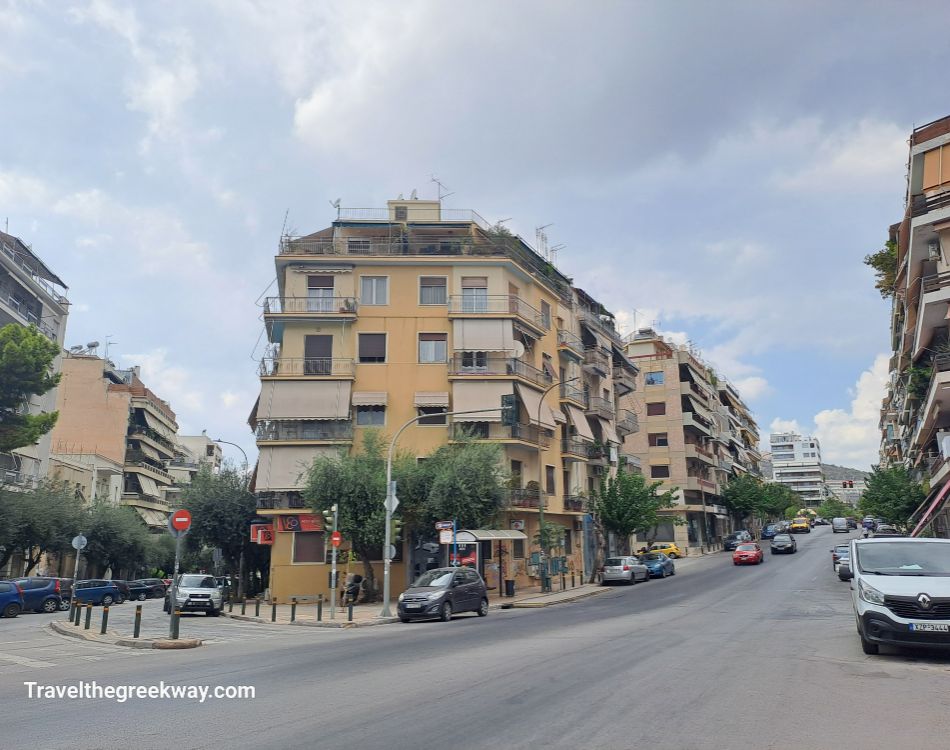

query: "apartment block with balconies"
xmin=770 ymin=432 xmax=824 ymax=506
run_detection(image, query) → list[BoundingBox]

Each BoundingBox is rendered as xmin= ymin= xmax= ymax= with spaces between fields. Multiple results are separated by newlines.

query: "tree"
xmin=760 ymin=483 xmax=799 ymax=518
xmin=858 ymin=466 xmax=925 ymax=526
xmin=0 ymin=324 xmax=61 ymax=452
xmin=83 ymin=503 xmax=150 ymax=578
xmin=817 ymin=498 xmax=852 ymax=520
xmin=145 ymin=533 xmax=177 ymax=577
xmin=534 ymin=520 xmax=569 ymax=554
xmin=784 ymin=504 xmax=802 ymax=520
xmin=721 ymin=474 xmax=764 ymax=520
xmin=864 ymin=239 xmax=898 ymax=299
xmin=0 ymin=481 xmax=85 ymax=574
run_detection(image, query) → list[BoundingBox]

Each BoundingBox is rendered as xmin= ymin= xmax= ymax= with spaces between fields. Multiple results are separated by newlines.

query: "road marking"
xmin=0 ymin=651 xmax=55 ymax=668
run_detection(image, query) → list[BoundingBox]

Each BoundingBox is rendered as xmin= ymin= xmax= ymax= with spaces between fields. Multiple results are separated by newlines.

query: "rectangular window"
xmin=307 ymin=275 xmax=334 ymax=312
xmin=293 ymin=532 xmax=325 ymax=563
xmin=650 ymin=465 xmax=671 ymax=479
xmin=417 ymin=407 xmax=447 ymax=425
xmin=358 ymin=333 xmax=386 ymax=363
xmin=540 ymin=300 xmax=551 ymax=329
xmin=461 ymin=277 xmax=488 ymax=312
xmin=546 ymin=465 xmax=556 ymax=495
xmin=347 ymin=238 xmax=371 ymax=254
xmin=511 ymin=460 xmax=523 ymax=485
xmin=646 ymin=402 xmax=666 ymax=416
xmin=418 ymin=333 xmax=448 ymax=363
xmin=356 ymin=405 xmax=385 ymax=426
xmin=419 ymin=276 xmax=447 ymax=305
xmin=645 ymin=371 xmax=665 ymax=386
xmin=564 ymin=529 xmax=573 ymax=555
xmin=461 ymin=351 xmax=488 ymax=369
xmin=360 ymin=276 xmax=388 ymax=305
xmin=513 ymin=539 xmax=525 ymax=559
xmin=649 ymin=433 xmax=669 ymax=447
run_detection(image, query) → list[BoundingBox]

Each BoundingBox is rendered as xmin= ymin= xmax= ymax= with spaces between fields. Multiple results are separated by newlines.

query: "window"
xmin=347 ymin=238 xmax=371 ymax=254
xmin=564 ymin=529 xmax=573 ymax=555
xmin=645 ymin=371 xmax=665 ymax=386
xmin=646 ymin=402 xmax=666 ymax=416
xmin=394 ymin=205 xmax=408 ymax=220
xmin=649 ymin=433 xmax=669 ymax=447
xmin=461 ymin=277 xmax=488 ymax=312
xmin=540 ymin=300 xmax=551 ymax=329
xmin=513 ymin=539 xmax=525 ymax=559
xmin=651 ymin=465 xmax=671 ymax=479
xmin=358 ymin=333 xmax=386 ymax=363
xmin=206 ymin=445 xmax=216 ymax=457
xmin=461 ymin=351 xmax=488 ymax=369
xmin=420 ymin=276 xmax=447 ymax=305
xmin=511 ymin=460 xmax=523 ymax=485
xmin=922 ymin=144 xmax=950 ymax=191
xmin=417 ymin=407 xmax=447 ymax=425
xmin=356 ymin=405 xmax=386 ymax=426
xmin=360 ymin=276 xmax=388 ymax=305
xmin=418 ymin=333 xmax=448 ymax=363
xmin=546 ymin=465 xmax=556 ymax=495
xmin=307 ymin=275 xmax=334 ymax=312
xmin=293 ymin=532 xmax=325 ymax=563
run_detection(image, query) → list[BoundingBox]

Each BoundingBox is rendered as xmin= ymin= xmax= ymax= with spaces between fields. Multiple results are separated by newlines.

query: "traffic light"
xmin=848 ymin=481 xmax=854 ymax=489
xmin=842 ymin=482 xmax=847 ymax=489
xmin=501 ymin=394 xmax=517 ymax=426
xmin=390 ymin=517 xmax=403 ymax=543
xmin=321 ymin=508 xmax=333 ymax=528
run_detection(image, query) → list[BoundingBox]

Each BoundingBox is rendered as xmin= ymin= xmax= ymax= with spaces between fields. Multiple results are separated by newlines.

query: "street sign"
xmin=384 ymin=481 xmax=399 ymax=513
xmin=435 ymin=520 xmax=454 ymax=530
xmin=170 ymin=509 xmax=192 ymax=531
xmin=330 ymin=530 xmax=342 ymax=548
xmin=71 ymin=534 xmax=87 ymax=550
xmin=439 ymin=529 xmax=453 ymax=544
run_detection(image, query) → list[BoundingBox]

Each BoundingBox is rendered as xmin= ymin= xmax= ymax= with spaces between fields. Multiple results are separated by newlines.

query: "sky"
xmin=1 ymin=0 xmax=947 ymax=470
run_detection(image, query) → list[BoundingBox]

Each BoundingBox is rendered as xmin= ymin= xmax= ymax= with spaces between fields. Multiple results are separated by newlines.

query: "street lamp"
xmin=212 ymin=438 xmax=248 ymax=474
xmin=213 ymin=438 xmax=250 ymax=598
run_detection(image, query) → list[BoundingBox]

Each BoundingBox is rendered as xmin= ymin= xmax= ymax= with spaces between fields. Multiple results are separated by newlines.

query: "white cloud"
xmin=120 ymin=348 xmax=203 ymax=421
xmin=733 ymin=376 xmax=772 ymax=401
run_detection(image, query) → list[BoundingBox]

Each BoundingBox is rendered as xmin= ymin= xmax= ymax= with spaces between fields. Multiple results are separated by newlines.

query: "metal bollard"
xmin=73 ymin=602 xmax=82 ymax=625
xmin=100 ymin=606 xmax=110 ymax=634
xmin=228 ymin=598 xmax=233 ymax=613
xmin=571 ymin=573 xmax=576 ymax=588
xmin=347 ymin=603 xmax=353 ymax=622
xmin=291 ymin=598 xmax=297 ymax=622
xmin=271 ymin=601 xmax=277 ymax=622
xmin=68 ymin=600 xmax=76 ymax=620
xmin=84 ymin=603 xmax=92 ymax=630
xmin=317 ymin=594 xmax=323 ymax=622
xmin=133 ymin=605 xmax=142 ymax=639
xmin=171 ymin=609 xmax=181 ymax=639
xmin=255 ymin=598 xmax=261 ymax=618
xmin=241 ymin=599 xmax=247 ymax=615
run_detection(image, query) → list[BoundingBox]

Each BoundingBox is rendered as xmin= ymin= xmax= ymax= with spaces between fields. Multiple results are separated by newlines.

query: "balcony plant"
xmin=864 ymin=239 xmax=898 ymax=299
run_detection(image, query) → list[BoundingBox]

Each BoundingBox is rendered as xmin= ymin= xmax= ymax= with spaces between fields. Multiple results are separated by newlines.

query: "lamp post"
xmin=214 ymin=438 xmax=250 ymax=598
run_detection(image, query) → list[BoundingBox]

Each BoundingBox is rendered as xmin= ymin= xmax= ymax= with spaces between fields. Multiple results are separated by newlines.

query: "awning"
xmin=599 ymin=417 xmax=621 ymax=445
xmin=452 ymin=320 xmax=517 ymax=352
xmin=452 ymin=381 xmax=513 ymax=422
xmin=553 ymin=409 xmax=567 ymax=424
xmin=135 ymin=443 xmax=162 ymax=461
xmin=455 ymin=529 xmax=528 ymax=542
xmin=137 ymin=474 xmax=161 ymax=497
xmin=257 ymin=381 xmax=352 ymax=420
xmin=141 ymin=411 xmax=174 ymax=437
xmin=611 ymin=344 xmax=638 ymax=373
xmin=515 ymin=383 xmax=557 ymax=431
xmin=911 ymin=479 xmax=950 ymax=536
xmin=132 ymin=507 xmax=167 ymax=527
xmin=247 ymin=396 xmax=259 ymax=428
xmin=566 ymin=405 xmax=595 ymax=441
xmin=352 ymin=391 xmax=388 ymax=406
xmin=255 ymin=446 xmax=343 ymax=491
xmin=414 ymin=392 xmax=449 ymax=407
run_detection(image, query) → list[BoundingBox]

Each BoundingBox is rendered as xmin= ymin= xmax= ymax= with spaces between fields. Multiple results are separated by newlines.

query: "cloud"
xmin=770 ymin=417 xmax=804 ymax=435
xmin=119 ymin=348 xmax=202 ymax=421
xmin=733 ymin=376 xmax=772 ymax=401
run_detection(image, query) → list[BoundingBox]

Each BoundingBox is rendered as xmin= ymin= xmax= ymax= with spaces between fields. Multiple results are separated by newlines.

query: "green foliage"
xmin=864 ymin=239 xmax=898 ymax=299
xmin=83 ymin=502 xmax=151 ymax=578
xmin=908 ymin=366 xmax=933 ymax=400
xmin=534 ymin=520 xmax=568 ymax=553
xmin=0 ymin=324 xmax=61 ymax=452
xmin=592 ymin=471 xmax=679 ymax=554
xmin=784 ymin=505 xmax=801 ymax=520
xmin=0 ymin=480 xmax=85 ymax=573
xmin=817 ymin=498 xmax=852 ymax=520
xmin=760 ymin=483 xmax=799 ymax=517
xmin=858 ymin=466 xmax=925 ymax=526
xmin=145 ymin=533 xmax=177 ymax=577
xmin=721 ymin=474 xmax=763 ymax=517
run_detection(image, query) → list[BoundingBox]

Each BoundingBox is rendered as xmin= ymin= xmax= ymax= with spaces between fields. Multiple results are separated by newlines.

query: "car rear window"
xmin=0 ymin=582 xmax=12 ymax=592
xmin=605 ymin=558 xmax=625 ymax=566
xmin=736 ymin=544 xmax=757 ymax=551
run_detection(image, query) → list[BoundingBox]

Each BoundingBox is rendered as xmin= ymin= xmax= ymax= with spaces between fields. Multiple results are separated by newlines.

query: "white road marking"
xmin=0 ymin=651 xmax=55 ymax=668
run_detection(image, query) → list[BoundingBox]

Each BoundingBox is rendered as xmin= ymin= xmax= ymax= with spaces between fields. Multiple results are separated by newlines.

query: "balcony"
xmin=685 ymin=443 xmax=716 ymax=465
xmin=615 ymin=409 xmax=639 ymax=437
xmin=0 ymin=470 xmax=40 ymax=489
xmin=582 ymin=347 xmax=611 ymax=377
xmin=121 ymin=492 xmax=169 ymax=513
xmin=587 ymin=442 xmax=610 ymax=462
xmin=0 ymin=293 xmax=59 ymax=341
xmin=578 ymin=308 xmax=621 ymax=344
xmin=561 ymin=438 xmax=591 ymax=462
xmin=559 ymin=382 xmax=588 ymax=407
xmin=619 ymin=453 xmax=642 ymax=472
xmin=263 ymin=296 xmax=358 ymax=317
xmin=447 ymin=295 xmax=549 ymax=333
xmin=0 ymin=239 xmax=69 ymax=306
xmin=448 ymin=355 xmax=552 ymax=388
xmin=613 ymin=367 xmax=637 ymax=396
xmin=508 ymin=487 xmax=541 ymax=509
xmin=585 ymin=395 xmax=615 ymax=421
xmin=557 ymin=329 xmax=585 ymax=359
xmin=128 ymin=424 xmax=176 ymax=453
xmin=680 ymin=380 xmax=711 ymax=405
xmin=259 ymin=357 xmax=355 ymax=378
xmin=563 ymin=495 xmax=586 ymax=512
xmin=125 ymin=459 xmax=173 ymax=483
xmin=686 ymin=476 xmax=719 ymax=495
xmin=683 ymin=412 xmax=713 ymax=436
xmin=255 ymin=420 xmax=354 ymax=443
xmin=452 ymin=422 xmax=551 ymax=447
xmin=911 ymin=191 xmax=950 ymax=218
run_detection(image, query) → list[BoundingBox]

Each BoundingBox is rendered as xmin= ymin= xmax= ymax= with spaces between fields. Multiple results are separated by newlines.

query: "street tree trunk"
xmin=588 ymin=518 xmax=607 ymax=584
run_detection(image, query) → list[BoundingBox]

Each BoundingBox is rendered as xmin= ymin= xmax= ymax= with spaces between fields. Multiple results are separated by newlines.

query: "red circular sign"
xmin=330 ymin=530 xmax=342 ymax=548
xmin=171 ymin=510 xmax=192 ymax=531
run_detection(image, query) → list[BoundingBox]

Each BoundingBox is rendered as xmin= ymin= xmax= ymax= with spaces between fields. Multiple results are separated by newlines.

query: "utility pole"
xmin=214 ymin=438 xmax=249 ymax=597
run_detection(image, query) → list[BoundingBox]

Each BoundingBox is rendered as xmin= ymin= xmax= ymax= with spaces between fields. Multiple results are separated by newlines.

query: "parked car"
xmin=840 ymin=538 xmax=950 ymax=654
xmin=131 ymin=579 xmax=166 ymax=599
xmin=12 ymin=577 xmax=63 ymax=613
xmin=649 ymin=542 xmax=683 ymax=559
xmin=831 ymin=543 xmax=850 ymax=570
xmin=847 ymin=517 xmax=858 ymax=530
xmin=770 ymin=534 xmax=797 ymax=554
xmin=724 ymin=532 xmax=752 ymax=551
xmin=72 ymin=579 xmax=120 ymax=606
xmin=112 ymin=580 xmax=131 ymax=604
xmin=789 ymin=517 xmax=811 ymax=534
xmin=872 ymin=524 xmax=903 ymax=538
xmin=733 ymin=543 xmax=765 ymax=565
xmin=0 ymin=580 xmax=25 ymax=618
xmin=814 ymin=517 xmax=830 ymax=526
xmin=122 ymin=581 xmax=151 ymax=601
xmin=832 ymin=517 xmax=850 ymax=533
xmin=638 ymin=552 xmax=676 ymax=578
xmin=164 ymin=574 xmax=224 ymax=616
xmin=601 ymin=556 xmax=649 ymax=585
xmin=761 ymin=524 xmax=780 ymax=540
xmin=397 ymin=567 xmax=488 ymax=622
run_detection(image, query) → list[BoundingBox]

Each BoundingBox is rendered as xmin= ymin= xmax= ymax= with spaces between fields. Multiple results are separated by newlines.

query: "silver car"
xmin=163 ymin=574 xmax=223 ymax=616
xmin=601 ymin=556 xmax=649 ymax=585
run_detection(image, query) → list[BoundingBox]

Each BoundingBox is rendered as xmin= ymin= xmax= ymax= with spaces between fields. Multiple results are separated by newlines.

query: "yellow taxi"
xmin=789 ymin=517 xmax=811 ymax=534
xmin=649 ymin=541 xmax=684 ymax=558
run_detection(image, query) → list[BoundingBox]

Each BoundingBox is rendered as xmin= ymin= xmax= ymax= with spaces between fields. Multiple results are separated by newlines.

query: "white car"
xmin=163 ymin=574 xmax=224 ymax=616
xmin=601 ymin=556 xmax=649 ymax=585
xmin=840 ymin=538 xmax=950 ymax=655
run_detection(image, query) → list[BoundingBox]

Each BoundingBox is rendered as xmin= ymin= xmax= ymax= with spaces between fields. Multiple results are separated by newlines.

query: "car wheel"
xmin=207 ymin=608 xmax=220 ymax=617
xmin=860 ymin=635 xmax=879 ymax=655
xmin=3 ymin=603 xmax=20 ymax=618
xmin=399 ymin=616 xmax=411 ymax=623
xmin=439 ymin=602 xmax=453 ymax=622
xmin=42 ymin=598 xmax=59 ymax=613
xmin=101 ymin=595 xmax=114 ymax=606
xmin=137 ymin=592 xmax=147 ymax=601
xmin=59 ymin=599 xmax=71 ymax=611
xmin=661 ymin=568 xmax=668 ymax=578
xmin=668 ymin=553 xmax=678 ymax=559
xmin=477 ymin=598 xmax=488 ymax=617
xmin=670 ymin=566 xmax=675 ymax=575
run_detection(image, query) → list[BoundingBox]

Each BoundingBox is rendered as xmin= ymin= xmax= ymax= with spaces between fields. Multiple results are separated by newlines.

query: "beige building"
xmin=165 ymin=433 xmax=224 ymax=508
xmin=250 ymin=198 xmax=638 ymax=602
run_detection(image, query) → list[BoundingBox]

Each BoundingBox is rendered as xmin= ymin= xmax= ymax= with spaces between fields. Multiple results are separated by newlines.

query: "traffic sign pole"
xmin=166 ymin=510 xmax=192 ymax=639
xmin=329 ymin=504 xmax=338 ymax=620
xmin=71 ymin=534 xmax=87 ymax=583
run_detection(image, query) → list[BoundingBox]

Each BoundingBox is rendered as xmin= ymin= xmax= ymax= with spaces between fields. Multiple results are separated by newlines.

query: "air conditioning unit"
xmin=510 ymin=520 xmax=525 ymax=531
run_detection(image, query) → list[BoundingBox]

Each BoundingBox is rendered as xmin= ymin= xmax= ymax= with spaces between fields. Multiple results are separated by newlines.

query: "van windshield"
xmin=857 ymin=542 xmax=950 ymax=576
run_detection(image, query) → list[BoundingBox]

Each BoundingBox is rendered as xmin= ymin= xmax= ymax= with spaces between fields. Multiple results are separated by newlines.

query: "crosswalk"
xmin=0 ymin=630 xmax=156 ymax=675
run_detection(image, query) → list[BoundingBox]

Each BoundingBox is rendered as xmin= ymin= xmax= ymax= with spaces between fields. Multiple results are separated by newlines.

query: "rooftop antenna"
xmin=430 ymin=176 xmax=454 ymax=201
xmin=279 ymin=208 xmax=289 ymax=238
xmin=536 ymin=223 xmax=553 ymax=260
xmin=550 ymin=243 xmax=566 ymax=266
xmin=329 ymin=198 xmax=341 ymax=219
xmin=103 ymin=335 xmax=116 ymax=360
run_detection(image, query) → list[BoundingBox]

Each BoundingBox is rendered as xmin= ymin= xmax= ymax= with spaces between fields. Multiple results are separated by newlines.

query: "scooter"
xmin=342 ymin=574 xmax=364 ymax=605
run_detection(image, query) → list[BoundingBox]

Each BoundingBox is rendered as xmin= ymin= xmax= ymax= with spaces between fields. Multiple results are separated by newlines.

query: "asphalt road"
xmin=3 ymin=527 xmax=950 ymax=750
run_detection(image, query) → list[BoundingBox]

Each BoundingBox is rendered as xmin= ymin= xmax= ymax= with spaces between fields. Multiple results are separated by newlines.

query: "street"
xmin=3 ymin=527 xmax=949 ymax=750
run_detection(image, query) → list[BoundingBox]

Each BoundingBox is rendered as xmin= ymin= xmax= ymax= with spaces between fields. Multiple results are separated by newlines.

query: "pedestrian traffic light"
xmin=390 ymin=517 xmax=403 ymax=543
xmin=501 ymin=394 xmax=517 ymax=426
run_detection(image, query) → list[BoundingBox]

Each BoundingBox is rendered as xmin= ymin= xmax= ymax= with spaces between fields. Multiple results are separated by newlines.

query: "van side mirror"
xmin=838 ymin=563 xmax=853 ymax=580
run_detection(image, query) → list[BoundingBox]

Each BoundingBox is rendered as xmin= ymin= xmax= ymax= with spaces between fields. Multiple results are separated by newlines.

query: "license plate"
xmin=406 ymin=605 xmax=421 ymax=610
xmin=910 ymin=623 xmax=950 ymax=632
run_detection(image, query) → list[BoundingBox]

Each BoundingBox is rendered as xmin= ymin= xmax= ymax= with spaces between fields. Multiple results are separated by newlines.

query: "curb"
xmin=510 ymin=588 xmax=611 ymax=608
xmin=49 ymin=620 xmax=202 ymax=650
xmin=221 ymin=610 xmax=401 ymax=628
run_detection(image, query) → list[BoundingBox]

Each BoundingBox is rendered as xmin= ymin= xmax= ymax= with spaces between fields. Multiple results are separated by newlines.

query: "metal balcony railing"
xmin=559 ymin=382 xmax=588 ymax=406
xmin=452 ymin=422 xmax=551 ymax=446
xmin=128 ymin=424 xmax=176 ymax=451
xmin=259 ymin=358 xmax=355 ymax=377
xmin=585 ymin=396 xmax=615 ymax=420
xmin=619 ymin=453 xmax=642 ymax=472
xmin=922 ymin=271 xmax=950 ymax=294
xmin=508 ymin=487 xmax=541 ymax=508
xmin=557 ymin=329 xmax=585 ymax=355
xmin=255 ymin=420 xmax=354 ymax=442
xmin=582 ymin=347 xmax=611 ymax=375
xmin=0 ymin=470 xmax=40 ymax=488
xmin=263 ymin=297 xmax=358 ymax=315
xmin=449 ymin=355 xmax=552 ymax=388
xmin=561 ymin=438 xmax=590 ymax=459
xmin=125 ymin=459 xmax=172 ymax=482
xmin=563 ymin=495 xmax=586 ymax=512
xmin=616 ymin=409 xmax=639 ymax=436
xmin=447 ymin=295 xmax=548 ymax=330
xmin=578 ymin=308 xmax=621 ymax=342
xmin=911 ymin=191 xmax=950 ymax=218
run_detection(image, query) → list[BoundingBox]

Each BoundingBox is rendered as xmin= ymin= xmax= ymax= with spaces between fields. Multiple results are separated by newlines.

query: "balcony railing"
xmin=561 ymin=438 xmax=590 ymax=460
xmin=263 ymin=297 xmax=358 ymax=315
xmin=508 ymin=487 xmax=541 ymax=508
xmin=259 ymin=357 xmax=355 ymax=377
xmin=447 ymin=295 xmax=549 ymax=331
xmin=911 ymin=191 xmax=950 ymax=218
xmin=582 ymin=347 xmax=611 ymax=375
xmin=585 ymin=396 xmax=615 ymax=420
xmin=0 ymin=470 xmax=40 ymax=488
xmin=559 ymin=382 xmax=588 ymax=406
xmin=577 ymin=308 xmax=621 ymax=342
xmin=2 ymin=294 xmax=59 ymax=341
xmin=125 ymin=460 xmax=172 ymax=482
xmin=588 ymin=442 xmax=609 ymax=460
xmin=619 ymin=453 xmax=642 ymax=472
xmin=923 ymin=271 xmax=950 ymax=294
xmin=256 ymin=492 xmax=307 ymax=510
xmin=449 ymin=355 xmax=552 ymax=388
xmin=563 ymin=495 xmax=586 ymax=512
xmin=255 ymin=420 xmax=354 ymax=442
xmin=557 ymin=329 xmax=585 ymax=356
xmin=613 ymin=368 xmax=637 ymax=395
xmin=616 ymin=409 xmax=639 ymax=436
xmin=0 ymin=240 xmax=69 ymax=305
xmin=452 ymin=422 xmax=551 ymax=446
xmin=128 ymin=424 xmax=176 ymax=452
xmin=121 ymin=491 xmax=169 ymax=508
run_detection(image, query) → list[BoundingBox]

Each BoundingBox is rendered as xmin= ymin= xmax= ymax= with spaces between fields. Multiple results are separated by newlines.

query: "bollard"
xmin=561 ymin=573 xmax=566 ymax=591
xmin=317 ymin=594 xmax=323 ymax=622
xmin=84 ymin=603 xmax=92 ymax=630
xmin=271 ymin=601 xmax=277 ymax=622
xmin=171 ymin=609 xmax=180 ymax=639
xmin=347 ymin=603 xmax=353 ymax=622
xmin=255 ymin=598 xmax=261 ymax=618
xmin=291 ymin=598 xmax=297 ymax=623
xmin=228 ymin=598 xmax=233 ymax=613
xmin=241 ymin=598 xmax=247 ymax=615
xmin=68 ymin=600 xmax=76 ymax=620
xmin=100 ymin=606 xmax=110 ymax=635
xmin=73 ymin=601 xmax=82 ymax=626
xmin=133 ymin=605 xmax=142 ymax=639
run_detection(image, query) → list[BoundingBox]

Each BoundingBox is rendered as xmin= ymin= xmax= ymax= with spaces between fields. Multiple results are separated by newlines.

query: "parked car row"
xmin=601 ymin=552 xmax=677 ymax=584
xmin=0 ymin=576 xmax=170 ymax=618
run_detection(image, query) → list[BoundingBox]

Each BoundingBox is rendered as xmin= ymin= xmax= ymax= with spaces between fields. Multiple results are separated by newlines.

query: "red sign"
xmin=330 ymin=530 xmax=342 ymax=548
xmin=170 ymin=509 xmax=192 ymax=531
xmin=250 ymin=524 xmax=274 ymax=545
xmin=275 ymin=514 xmax=323 ymax=532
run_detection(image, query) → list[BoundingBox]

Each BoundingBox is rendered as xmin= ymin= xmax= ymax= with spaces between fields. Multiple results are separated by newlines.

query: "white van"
xmin=840 ymin=538 xmax=950 ymax=655
xmin=831 ymin=517 xmax=849 ymax=533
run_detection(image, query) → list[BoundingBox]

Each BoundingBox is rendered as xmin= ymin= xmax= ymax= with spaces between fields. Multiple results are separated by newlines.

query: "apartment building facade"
xmin=620 ymin=329 xmax=761 ymax=552
xmin=250 ymin=198 xmax=638 ymax=602
xmin=770 ymin=432 xmax=824 ymax=506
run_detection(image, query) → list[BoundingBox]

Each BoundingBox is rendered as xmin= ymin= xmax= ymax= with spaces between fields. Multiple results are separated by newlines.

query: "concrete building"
xmin=0 ymin=230 xmax=69 ymax=487
xmin=250 ymin=198 xmax=637 ymax=602
xmin=621 ymin=328 xmax=761 ymax=552
xmin=770 ymin=432 xmax=824 ymax=506
xmin=48 ymin=354 xmax=180 ymax=529
xmin=164 ymin=434 xmax=223 ymax=508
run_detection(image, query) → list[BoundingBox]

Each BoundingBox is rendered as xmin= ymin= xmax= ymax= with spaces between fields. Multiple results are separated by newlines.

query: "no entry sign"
xmin=168 ymin=509 xmax=192 ymax=538
xmin=330 ymin=530 xmax=342 ymax=548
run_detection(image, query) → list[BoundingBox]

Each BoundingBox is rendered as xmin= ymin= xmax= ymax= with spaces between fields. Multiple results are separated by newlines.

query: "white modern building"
xmin=770 ymin=432 xmax=825 ymax=506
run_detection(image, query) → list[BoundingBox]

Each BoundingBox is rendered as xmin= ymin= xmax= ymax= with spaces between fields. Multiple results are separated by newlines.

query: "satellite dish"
xmin=512 ymin=341 xmax=525 ymax=358
xmin=86 ymin=341 xmax=99 ymax=349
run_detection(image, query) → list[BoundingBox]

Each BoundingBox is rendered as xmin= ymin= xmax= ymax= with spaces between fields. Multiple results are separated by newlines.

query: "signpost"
xmin=71 ymin=534 xmax=87 ymax=583
xmin=328 ymin=504 xmax=339 ymax=620
xmin=330 ymin=530 xmax=342 ymax=548
xmin=436 ymin=520 xmax=458 ymax=566
xmin=166 ymin=510 xmax=192 ymax=638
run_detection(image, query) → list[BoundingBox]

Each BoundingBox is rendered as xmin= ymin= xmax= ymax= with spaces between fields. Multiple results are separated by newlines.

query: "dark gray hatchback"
xmin=397 ymin=567 xmax=489 ymax=622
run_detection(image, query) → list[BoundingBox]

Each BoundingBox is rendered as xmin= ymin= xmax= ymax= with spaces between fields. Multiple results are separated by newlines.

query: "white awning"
xmin=257 ymin=381 xmax=352 ymax=420
xmin=553 ymin=408 xmax=567 ymax=424
xmin=137 ymin=474 xmax=160 ymax=497
xmin=137 ymin=443 xmax=163 ymax=461
xmin=599 ymin=417 xmax=621 ymax=445
xmin=452 ymin=381 xmax=513 ymax=422
xmin=132 ymin=507 xmax=168 ymax=527
xmin=141 ymin=411 xmax=175 ymax=438
xmin=255 ymin=446 xmax=343 ymax=491
xmin=455 ymin=529 xmax=527 ymax=542
xmin=414 ymin=392 xmax=449 ymax=407
xmin=566 ymin=405 xmax=595 ymax=442
xmin=352 ymin=391 xmax=388 ymax=406
xmin=452 ymin=320 xmax=517 ymax=352
xmin=515 ymin=383 xmax=556 ymax=431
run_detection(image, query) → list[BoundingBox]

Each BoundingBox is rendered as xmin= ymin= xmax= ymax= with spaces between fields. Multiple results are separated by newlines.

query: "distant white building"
xmin=770 ymin=432 xmax=825 ymax=506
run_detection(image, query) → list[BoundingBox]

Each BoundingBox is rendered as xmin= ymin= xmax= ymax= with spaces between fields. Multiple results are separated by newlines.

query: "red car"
xmin=733 ymin=543 xmax=765 ymax=565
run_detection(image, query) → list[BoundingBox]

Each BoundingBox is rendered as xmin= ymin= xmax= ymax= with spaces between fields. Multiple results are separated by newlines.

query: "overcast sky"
xmin=2 ymin=0 xmax=947 ymax=469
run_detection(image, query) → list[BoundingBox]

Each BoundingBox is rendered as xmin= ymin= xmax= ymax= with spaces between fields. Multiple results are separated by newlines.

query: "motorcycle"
xmin=342 ymin=574 xmax=364 ymax=605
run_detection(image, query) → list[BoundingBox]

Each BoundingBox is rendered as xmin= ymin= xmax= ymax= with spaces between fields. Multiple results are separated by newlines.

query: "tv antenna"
xmin=103 ymin=335 xmax=116 ymax=360
xmin=550 ymin=243 xmax=566 ymax=266
xmin=536 ymin=224 xmax=553 ymax=260
xmin=329 ymin=198 xmax=341 ymax=219
xmin=430 ymin=176 xmax=454 ymax=201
